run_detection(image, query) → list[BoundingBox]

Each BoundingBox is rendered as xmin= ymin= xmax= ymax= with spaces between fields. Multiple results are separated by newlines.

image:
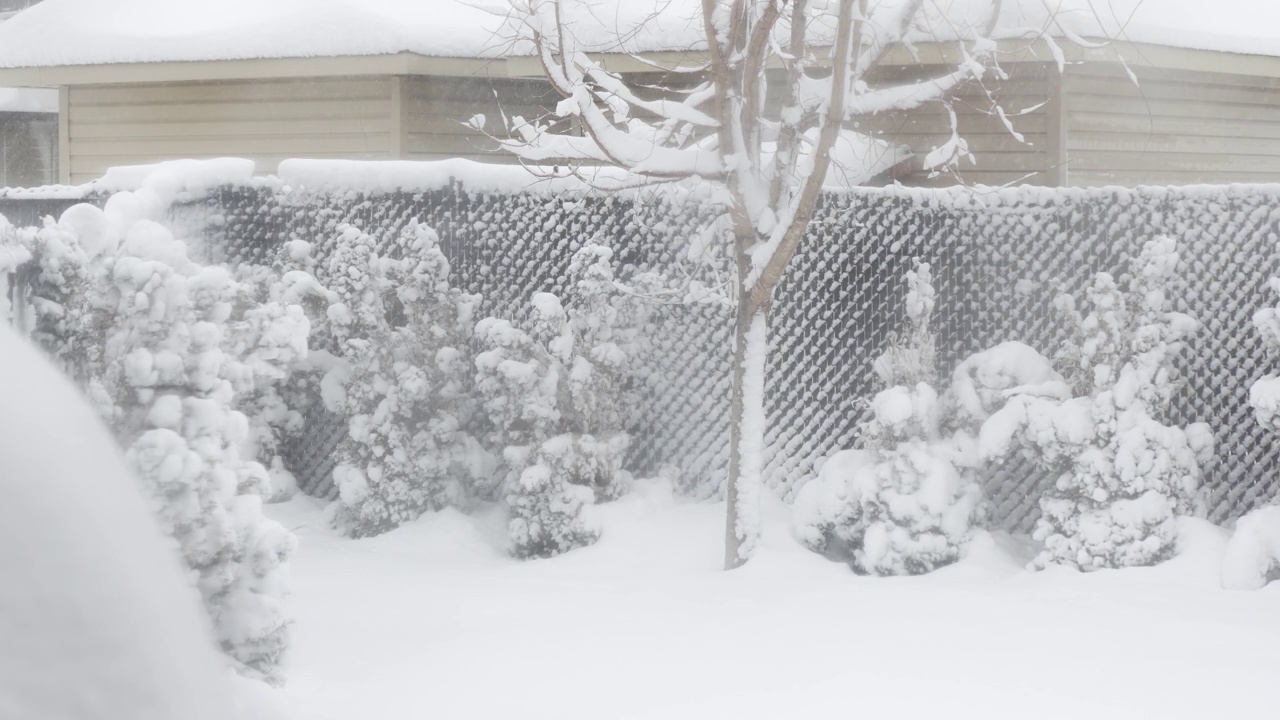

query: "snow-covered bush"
xmin=1221 ymin=506 xmax=1280 ymax=590
xmin=475 ymin=307 xmax=602 ymax=559
xmin=220 ymin=255 xmax=330 ymax=503
xmin=794 ymin=263 xmax=984 ymax=575
xmin=1 ymin=212 xmax=106 ymax=382
xmin=474 ymin=242 xmax=644 ymax=559
xmin=1249 ymin=277 xmax=1280 ymax=433
xmin=8 ymin=203 xmax=303 ymax=684
xmin=983 ymin=237 xmax=1213 ymax=571
xmin=99 ymin=220 xmax=299 ymax=683
xmin=324 ymin=221 xmax=489 ymax=538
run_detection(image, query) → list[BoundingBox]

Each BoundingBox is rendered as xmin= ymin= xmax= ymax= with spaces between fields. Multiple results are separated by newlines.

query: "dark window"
xmin=0 ymin=113 xmax=58 ymax=187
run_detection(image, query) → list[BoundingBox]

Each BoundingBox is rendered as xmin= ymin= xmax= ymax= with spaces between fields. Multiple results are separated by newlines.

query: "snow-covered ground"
xmin=266 ymin=482 xmax=1278 ymax=720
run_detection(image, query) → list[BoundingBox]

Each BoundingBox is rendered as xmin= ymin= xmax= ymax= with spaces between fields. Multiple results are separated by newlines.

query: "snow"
xmin=0 ymin=323 xmax=238 ymax=720
xmin=97 ymin=157 xmax=259 ymax=195
xmin=281 ymin=152 xmax=897 ymax=196
xmin=259 ymin=484 xmax=1279 ymax=720
xmin=1 ymin=0 xmax=1279 ymax=70
xmin=1222 ymin=506 xmax=1280 ymax=591
xmin=278 ymin=158 xmax=624 ymax=196
xmin=0 ymin=87 xmax=55 ymax=113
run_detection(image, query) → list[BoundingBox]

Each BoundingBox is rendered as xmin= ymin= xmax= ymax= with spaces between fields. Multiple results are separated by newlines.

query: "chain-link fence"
xmin=6 ymin=180 xmax=1279 ymax=531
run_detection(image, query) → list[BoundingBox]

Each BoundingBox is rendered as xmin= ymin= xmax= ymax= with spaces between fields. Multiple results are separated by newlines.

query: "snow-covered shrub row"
xmin=798 ymin=240 xmax=1216 ymax=574
xmin=475 ymin=243 xmax=654 ymax=558
xmin=795 ymin=264 xmax=1075 ymax=575
xmin=983 ymin=237 xmax=1213 ymax=571
xmin=290 ymin=217 xmax=653 ymax=556
xmin=152 ymin=170 xmax=1280 ymax=526
xmin=0 ymin=195 xmax=309 ymax=684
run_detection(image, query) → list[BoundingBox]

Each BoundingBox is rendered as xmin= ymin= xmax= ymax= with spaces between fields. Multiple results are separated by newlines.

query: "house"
xmin=0 ymin=0 xmax=55 ymax=187
xmin=0 ymin=0 xmax=1276 ymax=187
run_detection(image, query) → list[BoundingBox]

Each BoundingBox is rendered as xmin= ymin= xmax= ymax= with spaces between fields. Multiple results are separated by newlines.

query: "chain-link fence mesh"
xmin=22 ymin=180 xmax=1278 ymax=532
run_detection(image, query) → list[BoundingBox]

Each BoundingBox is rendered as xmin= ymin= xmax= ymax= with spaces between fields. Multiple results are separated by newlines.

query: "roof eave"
xmin=0 ymin=38 xmax=1279 ymax=87
xmin=0 ymin=52 xmax=506 ymax=86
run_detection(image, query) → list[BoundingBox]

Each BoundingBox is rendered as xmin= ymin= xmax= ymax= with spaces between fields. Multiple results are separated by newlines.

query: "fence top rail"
xmin=9 ymin=156 xmax=1280 ymax=210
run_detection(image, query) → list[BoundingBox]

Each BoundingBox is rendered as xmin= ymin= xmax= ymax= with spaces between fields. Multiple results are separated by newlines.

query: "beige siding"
xmin=862 ymin=63 xmax=1058 ymax=187
xmin=66 ymin=77 xmax=396 ymax=183
xmin=1065 ymin=64 xmax=1280 ymax=186
xmin=402 ymin=76 xmax=564 ymax=163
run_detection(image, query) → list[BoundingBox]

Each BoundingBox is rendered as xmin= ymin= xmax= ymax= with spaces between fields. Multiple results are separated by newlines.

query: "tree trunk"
xmin=724 ymin=292 xmax=770 ymax=570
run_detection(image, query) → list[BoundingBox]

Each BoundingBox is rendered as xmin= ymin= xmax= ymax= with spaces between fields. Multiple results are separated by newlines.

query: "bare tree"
xmin=495 ymin=0 xmax=1038 ymax=569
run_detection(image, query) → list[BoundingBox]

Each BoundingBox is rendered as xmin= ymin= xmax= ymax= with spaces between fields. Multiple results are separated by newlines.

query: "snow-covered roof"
xmin=0 ymin=0 xmax=1276 ymax=70
xmin=0 ymin=87 xmax=55 ymax=113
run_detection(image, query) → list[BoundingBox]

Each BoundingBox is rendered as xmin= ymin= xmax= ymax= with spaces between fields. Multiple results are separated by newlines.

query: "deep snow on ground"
xmin=0 ymin=325 xmax=238 ymax=720
xmin=265 ymin=481 xmax=1279 ymax=720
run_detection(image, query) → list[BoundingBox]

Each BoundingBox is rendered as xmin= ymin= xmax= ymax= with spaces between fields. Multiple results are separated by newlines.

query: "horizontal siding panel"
xmin=1070 ymin=63 xmax=1280 ymax=91
xmin=402 ymin=97 xmax=551 ymax=117
xmin=1070 ymin=131 xmax=1280 ymax=157
xmin=74 ymin=134 xmax=394 ymax=158
xmin=867 ymin=113 xmax=1048 ymax=136
xmin=72 ymin=118 xmax=394 ymax=140
xmin=1065 ymin=75 xmax=1280 ymax=108
xmin=1070 ymin=170 xmax=1280 ymax=187
xmin=405 ymin=151 xmax=521 ymax=164
xmin=405 ymin=133 xmax=501 ymax=155
xmin=71 ymin=99 xmax=391 ymax=124
xmin=72 ymin=78 xmax=392 ymax=106
xmin=863 ymin=64 xmax=1054 ymax=188
xmin=961 ymin=152 xmax=1057 ymax=172
xmin=903 ymin=171 xmax=1054 ymax=188
xmin=1070 ymin=112 xmax=1280 ymax=141
xmin=68 ymin=78 xmax=396 ymax=181
xmin=404 ymin=76 xmax=558 ymax=105
xmin=893 ymin=132 xmax=1048 ymax=153
xmin=1067 ymin=94 xmax=1280 ymax=122
xmin=1064 ymin=61 xmax=1280 ymax=186
xmin=71 ymin=151 xmax=389 ymax=176
xmin=402 ymin=108 xmax=554 ymax=136
xmin=1070 ymin=151 xmax=1280 ymax=173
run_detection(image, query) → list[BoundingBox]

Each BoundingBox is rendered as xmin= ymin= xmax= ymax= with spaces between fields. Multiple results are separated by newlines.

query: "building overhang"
xmin=0 ymin=38 xmax=1277 ymax=87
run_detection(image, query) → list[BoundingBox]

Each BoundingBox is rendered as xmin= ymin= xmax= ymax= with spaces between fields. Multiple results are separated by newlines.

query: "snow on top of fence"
xmin=276 ymin=159 xmax=626 ymax=196
xmin=18 ymin=156 xmax=1280 ymax=216
xmin=0 ymin=0 xmax=1277 ymax=69
xmin=0 ymin=185 xmax=92 ymax=201
xmin=94 ymin=158 xmax=259 ymax=194
xmin=831 ymin=181 xmax=1280 ymax=213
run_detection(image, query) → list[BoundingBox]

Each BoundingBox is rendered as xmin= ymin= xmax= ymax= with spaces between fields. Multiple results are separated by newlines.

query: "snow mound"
xmin=1222 ymin=506 xmax=1280 ymax=590
xmin=0 ymin=324 xmax=237 ymax=720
